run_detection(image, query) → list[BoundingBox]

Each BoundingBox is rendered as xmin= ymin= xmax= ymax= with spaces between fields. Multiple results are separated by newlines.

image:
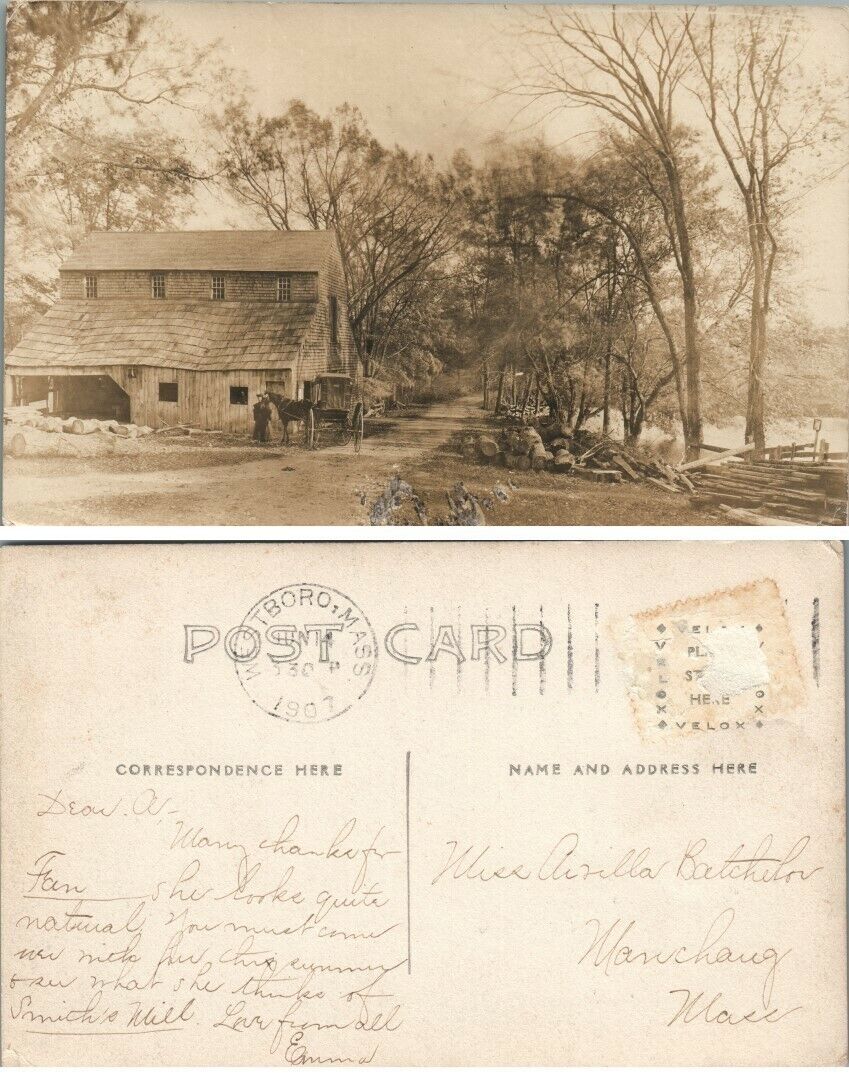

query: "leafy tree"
xmin=686 ymin=9 xmax=846 ymax=449
xmin=6 ymin=1 xmax=213 ymax=145
xmin=516 ymin=8 xmax=707 ymax=456
xmin=5 ymin=1 xmax=223 ymax=349
xmin=216 ymin=100 xmax=459 ymax=372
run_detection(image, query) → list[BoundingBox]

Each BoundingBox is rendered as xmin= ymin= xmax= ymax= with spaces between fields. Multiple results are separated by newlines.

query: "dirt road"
xmin=4 ymin=396 xmax=721 ymax=525
xmin=3 ymin=396 xmax=494 ymax=525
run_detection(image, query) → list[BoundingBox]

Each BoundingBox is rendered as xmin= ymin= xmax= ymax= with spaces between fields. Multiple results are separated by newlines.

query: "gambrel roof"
xmin=60 ymin=230 xmax=336 ymax=272
xmin=6 ymin=300 xmax=318 ymax=371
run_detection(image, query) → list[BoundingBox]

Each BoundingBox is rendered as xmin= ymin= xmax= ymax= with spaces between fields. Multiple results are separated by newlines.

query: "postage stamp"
xmin=233 ymin=583 xmax=377 ymax=723
xmin=614 ymin=578 xmax=806 ymax=735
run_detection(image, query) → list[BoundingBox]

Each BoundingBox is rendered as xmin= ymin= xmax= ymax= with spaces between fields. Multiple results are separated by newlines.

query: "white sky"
xmin=154 ymin=2 xmax=849 ymax=325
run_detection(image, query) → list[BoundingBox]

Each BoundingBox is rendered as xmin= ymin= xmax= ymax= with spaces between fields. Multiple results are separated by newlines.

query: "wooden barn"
xmin=4 ymin=230 xmax=361 ymax=433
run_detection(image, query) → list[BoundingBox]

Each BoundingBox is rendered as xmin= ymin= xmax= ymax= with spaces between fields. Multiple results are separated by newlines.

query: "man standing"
xmin=253 ymin=393 xmax=271 ymax=443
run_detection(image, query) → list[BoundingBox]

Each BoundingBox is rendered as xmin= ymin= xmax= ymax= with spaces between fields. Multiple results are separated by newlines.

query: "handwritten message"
xmin=9 ymin=787 xmax=406 ymax=1063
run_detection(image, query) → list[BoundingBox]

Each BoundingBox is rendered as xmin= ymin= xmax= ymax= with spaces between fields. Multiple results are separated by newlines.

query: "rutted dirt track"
xmin=3 ymin=397 xmax=488 ymax=525
xmin=3 ymin=396 xmax=722 ymax=525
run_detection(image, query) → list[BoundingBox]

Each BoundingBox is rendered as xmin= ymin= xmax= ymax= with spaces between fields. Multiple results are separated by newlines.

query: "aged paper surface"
xmin=1 ymin=541 xmax=845 ymax=1065
xmin=4 ymin=3 xmax=847 ymax=527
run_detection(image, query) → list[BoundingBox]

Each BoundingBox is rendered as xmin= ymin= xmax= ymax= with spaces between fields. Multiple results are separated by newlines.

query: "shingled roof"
xmin=60 ymin=230 xmax=335 ymax=272
xmin=6 ymin=300 xmax=318 ymax=371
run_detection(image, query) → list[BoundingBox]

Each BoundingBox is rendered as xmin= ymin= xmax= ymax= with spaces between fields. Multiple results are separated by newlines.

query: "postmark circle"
xmin=234 ymin=583 xmax=377 ymax=722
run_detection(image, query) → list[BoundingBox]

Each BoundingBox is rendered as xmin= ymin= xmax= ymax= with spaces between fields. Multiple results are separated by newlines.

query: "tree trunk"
xmin=602 ymin=342 xmax=611 ymax=436
xmin=745 ymin=219 xmax=767 ymax=453
xmin=664 ymin=156 xmax=703 ymax=459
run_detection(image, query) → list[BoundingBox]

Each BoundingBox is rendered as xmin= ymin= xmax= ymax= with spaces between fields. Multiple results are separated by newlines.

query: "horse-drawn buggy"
xmin=268 ymin=373 xmax=364 ymax=452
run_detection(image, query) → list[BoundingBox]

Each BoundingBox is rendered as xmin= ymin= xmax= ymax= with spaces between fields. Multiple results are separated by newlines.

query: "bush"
xmin=407 ymin=372 xmax=471 ymax=405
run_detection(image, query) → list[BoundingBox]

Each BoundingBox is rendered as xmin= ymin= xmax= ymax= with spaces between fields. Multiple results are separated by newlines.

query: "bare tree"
xmin=686 ymin=9 xmax=845 ymax=450
xmin=517 ymin=8 xmax=706 ymax=457
xmin=217 ymin=101 xmax=459 ymax=365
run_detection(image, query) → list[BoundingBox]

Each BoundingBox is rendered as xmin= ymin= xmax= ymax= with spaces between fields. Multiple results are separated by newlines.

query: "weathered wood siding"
xmin=108 ymin=366 xmax=291 ymax=433
xmin=11 ymin=233 xmax=362 ymax=428
xmin=298 ymin=243 xmax=359 ymax=382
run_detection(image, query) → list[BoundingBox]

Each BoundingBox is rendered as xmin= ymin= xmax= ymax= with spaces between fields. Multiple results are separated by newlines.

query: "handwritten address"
xmin=6 ymin=787 xmax=825 ymax=1058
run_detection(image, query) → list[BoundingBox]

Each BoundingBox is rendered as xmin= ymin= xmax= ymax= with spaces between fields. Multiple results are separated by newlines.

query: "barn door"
xmin=266 ymin=369 xmax=292 ymax=398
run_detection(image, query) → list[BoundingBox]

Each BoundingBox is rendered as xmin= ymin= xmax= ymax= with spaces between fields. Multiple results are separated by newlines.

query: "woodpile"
xmin=461 ymin=413 xmax=847 ymax=522
xmin=3 ymin=405 xmax=157 ymax=458
xmin=459 ymin=420 xmax=697 ymax=492
xmin=688 ymin=460 xmax=848 ymax=524
xmin=4 ymin=406 xmax=155 ymax=443
xmin=3 ymin=423 xmax=119 ymax=458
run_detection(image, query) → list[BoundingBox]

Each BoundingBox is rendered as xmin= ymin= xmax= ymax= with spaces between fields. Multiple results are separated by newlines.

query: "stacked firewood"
xmin=459 ymin=420 xmax=696 ymax=492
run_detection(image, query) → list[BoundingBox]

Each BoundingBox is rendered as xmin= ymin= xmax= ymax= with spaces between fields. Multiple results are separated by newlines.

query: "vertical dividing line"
xmin=405 ymin=750 xmax=411 ymax=975
xmin=511 ymin=605 xmax=518 ymax=697
xmin=484 ymin=608 xmax=490 ymax=693
xmin=457 ymin=605 xmax=462 ymax=693
xmin=403 ymin=606 xmax=409 ymax=687
xmin=567 ymin=604 xmax=574 ymax=692
xmin=594 ymin=602 xmax=600 ymax=693
xmin=428 ymin=607 xmax=435 ymax=691
xmin=539 ymin=604 xmax=546 ymax=696
xmin=812 ymin=597 xmax=820 ymax=686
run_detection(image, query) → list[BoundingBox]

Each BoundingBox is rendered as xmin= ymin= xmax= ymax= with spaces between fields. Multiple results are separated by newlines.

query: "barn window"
xmin=276 ymin=274 xmax=291 ymax=302
xmin=151 ymin=273 xmax=166 ymax=299
xmin=229 ymin=385 xmax=248 ymax=405
xmin=329 ymin=295 xmax=338 ymax=345
xmin=158 ymin=381 xmax=178 ymax=403
xmin=211 ymin=274 xmax=225 ymax=300
xmin=84 ymin=274 xmax=98 ymax=299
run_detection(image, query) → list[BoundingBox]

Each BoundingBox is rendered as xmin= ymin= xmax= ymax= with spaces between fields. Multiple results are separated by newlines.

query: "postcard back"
xmin=1 ymin=542 xmax=845 ymax=1065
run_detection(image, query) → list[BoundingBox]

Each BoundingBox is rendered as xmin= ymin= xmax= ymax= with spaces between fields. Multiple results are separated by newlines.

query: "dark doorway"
xmin=52 ymin=375 xmax=131 ymax=422
xmin=13 ymin=375 xmax=49 ymax=406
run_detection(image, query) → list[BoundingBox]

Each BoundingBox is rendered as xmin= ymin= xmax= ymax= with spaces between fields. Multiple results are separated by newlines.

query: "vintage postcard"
xmin=1 ymin=541 xmax=845 ymax=1065
xmin=3 ymin=3 xmax=848 ymax=525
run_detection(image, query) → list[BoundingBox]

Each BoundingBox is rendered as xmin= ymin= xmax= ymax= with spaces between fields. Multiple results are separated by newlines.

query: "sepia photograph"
xmin=3 ymin=2 xmax=848 ymax=525
xmin=1 ymin=540 xmax=846 ymax=1064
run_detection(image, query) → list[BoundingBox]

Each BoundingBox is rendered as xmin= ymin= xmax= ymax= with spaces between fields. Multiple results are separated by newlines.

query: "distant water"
xmin=584 ymin=414 xmax=848 ymax=464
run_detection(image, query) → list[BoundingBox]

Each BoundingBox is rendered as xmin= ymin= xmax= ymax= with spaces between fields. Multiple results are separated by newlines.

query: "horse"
xmin=267 ymin=391 xmax=316 ymax=446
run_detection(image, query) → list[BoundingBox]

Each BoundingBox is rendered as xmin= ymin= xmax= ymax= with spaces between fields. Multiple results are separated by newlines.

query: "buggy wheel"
xmin=352 ymin=402 xmax=364 ymax=453
xmin=339 ymin=418 xmax=353 ymax=446
xmin=305 ymin=407 xmax=316 ymax=449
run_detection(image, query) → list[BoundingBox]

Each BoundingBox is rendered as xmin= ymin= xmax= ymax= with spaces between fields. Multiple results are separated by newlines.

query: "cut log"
xmin=70 ymin=418 xmax=100 ymax=435
xmin=460 ymin=435 xmax=479 ymax=460
xmin=478 ymin=436 xmax=499 ymax=460
xmin=513 ymin=453 xmax=532 ymax=472
xmin=610 ymin=453 xmax=640 ymax=481
xmin=36 ymin=416 xmax=64 ymax=433
xmin=646 ymin=476 xmax=683 ymax=495
xmin=4 ymin=426 xmax=76 ymax=457
xmin=8 ymin=431 xmax=27 ymax=457
xmin=678 ymin=443 xmax=757 ymax=472
xmin=719 ymin=505 xmax=796 ymax=526
xmin=574 ymin=467 xmax=621 ymax=484
xmin=672 ymin=469 xmax=695 ymax=493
